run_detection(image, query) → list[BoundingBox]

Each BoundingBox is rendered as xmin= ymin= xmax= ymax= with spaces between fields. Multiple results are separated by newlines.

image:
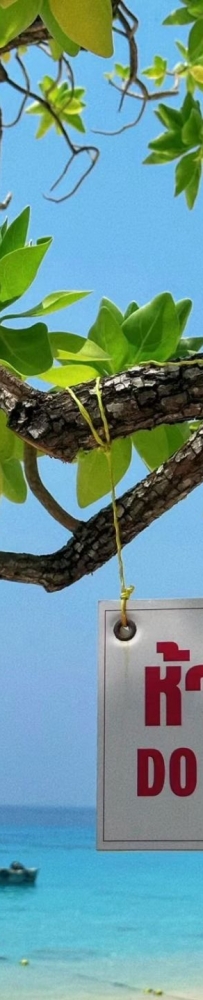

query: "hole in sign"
xmin=114 ymin=620 xmax=136 ymax=642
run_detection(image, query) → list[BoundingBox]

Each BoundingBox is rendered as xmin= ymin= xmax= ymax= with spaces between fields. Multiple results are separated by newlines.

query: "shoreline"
xmin=0 ymin=989 xmax=201 ymax=1000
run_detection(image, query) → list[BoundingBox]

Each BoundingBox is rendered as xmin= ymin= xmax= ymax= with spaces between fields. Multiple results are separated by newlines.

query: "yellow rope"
xmin=66 ymin=378 xmax=134 ymax=626
xmin=94 ymin=378 xmax=134 ymax=627
xmin=65 ymin=384 xmax=104 ymax=449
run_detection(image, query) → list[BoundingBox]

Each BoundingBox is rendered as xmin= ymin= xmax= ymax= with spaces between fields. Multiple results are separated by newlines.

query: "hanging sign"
xmin=97 ymin=600 xmax=203 ymax=851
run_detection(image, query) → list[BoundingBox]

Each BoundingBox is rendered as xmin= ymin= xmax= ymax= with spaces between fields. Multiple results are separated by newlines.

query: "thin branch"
xmin=0 ymin=426 xmax=203 ymax=591
xmin=108 ymin=78 xmax=179 ymax=102
xmin=1 ymin=358 xmax=203 ymax=462
xmin=92 ymin=78 xmax=179 ymax=137
xmin=24 ymin=442 xmax=81 ymax=534
xmin=45 ymin=145 xmax=99 ymax=203
xmin=3 ymin=54 xmax=30 ymax=128
xmin=116 ymin=5 xmax=148 ymax=124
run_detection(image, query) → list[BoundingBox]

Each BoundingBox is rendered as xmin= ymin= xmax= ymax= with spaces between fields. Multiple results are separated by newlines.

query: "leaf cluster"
xmin=144 ymin=93 xmax=203 ymax=208
xmin=142 ymin=1 xmax=203 ymax=206
xmin=26 ymin=75 xmax=86 ymax=138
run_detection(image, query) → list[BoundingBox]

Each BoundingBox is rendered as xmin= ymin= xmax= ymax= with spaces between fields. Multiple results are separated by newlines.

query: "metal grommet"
xmin=113 ymin=619 xmax=136 ymax=641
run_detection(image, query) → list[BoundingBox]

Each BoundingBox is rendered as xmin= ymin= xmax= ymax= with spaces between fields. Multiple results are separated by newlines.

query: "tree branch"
xmin=0 ymin=425 xmax=203 ymax=590
xmin=24 ymin=442 xmax=81 ymax=533
xmin=0 ymin=358 xmax=203 ymax=462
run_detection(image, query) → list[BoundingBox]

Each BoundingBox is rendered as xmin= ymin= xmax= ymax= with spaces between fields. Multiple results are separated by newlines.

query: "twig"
xmin=3 ymin=53 xmax=30 ymax=128
xmin=45 ymin=145 xmax=99 ymax=202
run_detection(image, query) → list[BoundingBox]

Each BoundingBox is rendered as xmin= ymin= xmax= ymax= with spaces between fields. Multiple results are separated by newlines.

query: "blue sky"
xmin=0 ymin=1 xmax=202 ymax=806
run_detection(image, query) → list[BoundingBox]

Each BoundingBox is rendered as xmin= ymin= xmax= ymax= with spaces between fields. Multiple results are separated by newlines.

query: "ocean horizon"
xmin=0 ymin=804 xmax=202 ymax=1000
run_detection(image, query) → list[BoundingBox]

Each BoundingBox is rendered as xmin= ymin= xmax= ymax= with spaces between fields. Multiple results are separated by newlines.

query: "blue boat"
xmin=0 ymin=862 xmax=38 ymax=885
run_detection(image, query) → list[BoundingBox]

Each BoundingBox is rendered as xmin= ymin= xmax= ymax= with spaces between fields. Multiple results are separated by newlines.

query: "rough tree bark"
xmin=0 ymin=359 xmax=203 ymax=590
xmin=1 ymin=358 xmax=203 ymax=461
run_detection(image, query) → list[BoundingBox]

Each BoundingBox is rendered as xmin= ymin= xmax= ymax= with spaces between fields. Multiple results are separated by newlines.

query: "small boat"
xmin=0 ymin=862 xmax=38 ymax=885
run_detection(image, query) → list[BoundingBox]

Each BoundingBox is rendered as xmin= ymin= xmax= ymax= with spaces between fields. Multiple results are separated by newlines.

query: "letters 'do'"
xmin=97 ymin=600 xmax=203 ymax=850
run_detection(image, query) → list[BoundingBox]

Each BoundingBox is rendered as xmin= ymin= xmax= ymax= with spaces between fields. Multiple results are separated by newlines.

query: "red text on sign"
xmin=137 ymin=641 xmax=202 ymax=798
xmin=137 ymin=747 xmax=197 ymax=797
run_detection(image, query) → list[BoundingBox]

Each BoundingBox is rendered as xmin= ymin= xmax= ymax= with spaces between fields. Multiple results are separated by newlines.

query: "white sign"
xmin=97 ymin=600 xmax=203 ymax=851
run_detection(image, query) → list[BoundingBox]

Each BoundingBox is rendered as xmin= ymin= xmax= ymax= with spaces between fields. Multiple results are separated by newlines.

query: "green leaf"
xmin=77 ymin=437 xmax=132 ymax=507
xmin=0 ymin=2 xmax=20 ymax=8
xmin=12 ymin=434 xmax=24 ymax=461
xmin=0 ymin=411 xmax=15 ymax=460
xmin=181 ymin=108 xmax=202 ymax=144
xmin=1 ymin=458 xmax=27 ymax=503
xmin=0 ymin=239 xmax=52 ymax=305
xmin=173 ymin=335 xmax=203 ymax=356
xmin=144 ymin=151 xmax=179 ymax=165
xmin=63 ymin=112 xmax=85 ymax=133
xmin=49 ymin=37 xmax=63 ymax=58
xmin=186 ymin=71 xmax=197 ymax=94
xmin=124 ymin=301 xmax=139 ymax=320
xmin=0 ymin=322 xmax=53 ymax=376
xmin=49 ymin=331 xmax=86 ymax=355
xmin=0 ymin=0 xmax=40 ymax=47
xmin=155 ymin=103 xmax=183 ymax=130
xmin=184 ymin=336 xmax=203 ymax=350
xmin=175 ymin=298 xmax=193 ymax=335
xmin=142 ymin=55 xmax=167 ymax=86
xmin=49 ymin=332 xmax=110 ymax=363
xmin=49 ymin=0 xmax=113 ymax=57
xmin=132 ymin=423 xmax=191 ymax=471
xmin=6 ymin=289 xmax=90 ymax=320
xmin=100 ymin=297 xmax=123 ymax=325
xmin=186 ymin=159 xmax=202 ymax=205
xmin=148 ymin=130 xmax=186 ymax=159
xmin=181 ymin=91 xmax=201 ymax=121
xmin=122 ymin=293 xmax=180 ymax=363
xmin=176 ymin=40 xmax=189 ymax=59
xmin=114 ymin=63 xmax=130 ymax=80
xmin=41 ymin=0 xmax=80 ymax=55
xmin=190 ymin=62 xmax=203 ymax=81
xmin=175 ymin=151 xmax=201 ymax=206
xmin=188 ymin=1 xmax=203 ymax=15
xmin=40 ymin=363 xmax=100 ymax=386
xmin=189 ymin=19 xmax=203 ymax=60
xmin=36 ymin=110 xmax=53 ymax=139
xmin=0 ymin=207 xmax=30 ymax=261
xmin=163 ymin=7 xmax=193 ymax=22
xmin=88 ymin=305 xmax=129 ymax=373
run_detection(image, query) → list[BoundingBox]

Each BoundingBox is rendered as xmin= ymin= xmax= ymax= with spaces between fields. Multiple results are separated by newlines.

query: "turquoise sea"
xmin=0 ymin=806 xmax=203 ymax=1000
